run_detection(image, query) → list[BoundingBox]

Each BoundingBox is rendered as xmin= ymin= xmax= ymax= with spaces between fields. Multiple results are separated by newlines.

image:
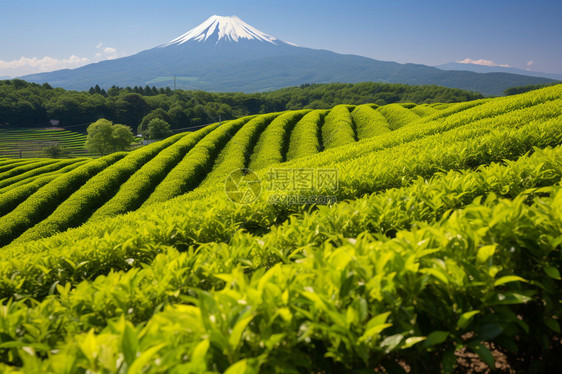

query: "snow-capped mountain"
xmin=20 ymin=15 xmax=558 ymax=95
xmin=163 ymin=15 xmax=290 ymax=46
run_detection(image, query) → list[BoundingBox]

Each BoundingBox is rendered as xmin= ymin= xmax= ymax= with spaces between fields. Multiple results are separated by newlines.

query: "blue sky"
xmin=0 ymin=0 xmax=561 ymax=77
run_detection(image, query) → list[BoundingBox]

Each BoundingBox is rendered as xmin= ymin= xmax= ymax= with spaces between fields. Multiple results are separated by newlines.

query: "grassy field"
xmin=0 ymin=127 xmax=94 ymax=158
xmin=0 ymin=85 xmax=561 ymax=372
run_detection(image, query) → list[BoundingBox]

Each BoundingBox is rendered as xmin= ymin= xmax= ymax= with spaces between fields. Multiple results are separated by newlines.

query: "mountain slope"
xmin=20 ymin=15 xmax=558 ymax=95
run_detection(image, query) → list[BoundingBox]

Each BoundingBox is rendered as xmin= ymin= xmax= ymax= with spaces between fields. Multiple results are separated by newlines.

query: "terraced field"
xmin=0 ymin=85 xmax=561 ymax=372
xmin=0 ymin=128 xmax=93 ymax=158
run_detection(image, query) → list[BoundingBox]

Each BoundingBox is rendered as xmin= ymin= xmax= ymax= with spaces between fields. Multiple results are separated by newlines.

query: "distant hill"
xmin=20 ymin=15 xmax=558 ymax=96
xmin=436 ymin=62 xmax=562 ymax=81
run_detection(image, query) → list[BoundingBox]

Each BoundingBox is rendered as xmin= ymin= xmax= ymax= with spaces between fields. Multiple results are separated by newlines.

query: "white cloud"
xmin=0 ymin=55 xmax=90 ymax=77
xmin=457 ymin=58 xmax=511 ymax=68
xmin=0 ymin=42 xmax=123 ymax=77
xmin=526 ymin=60 xmax=534 ymax=66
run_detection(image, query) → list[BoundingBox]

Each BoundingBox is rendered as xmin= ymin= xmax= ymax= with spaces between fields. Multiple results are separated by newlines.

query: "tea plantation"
xmin=0 ymin=85 xmax=561 ymax=372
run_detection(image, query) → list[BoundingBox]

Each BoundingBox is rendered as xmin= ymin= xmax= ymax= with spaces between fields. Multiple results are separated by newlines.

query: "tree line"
xmin=503 ymin=82 xmax=559 ymax=96
xmin=0 ymin=79 xmax=484 ymax=133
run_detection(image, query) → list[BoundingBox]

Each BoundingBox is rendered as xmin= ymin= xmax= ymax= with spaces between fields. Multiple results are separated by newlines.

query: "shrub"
xmin=286 ymin=110 xmax=328 ymax=160
xmin=248 ymin=111 xmax=307 ymax=170
xmin=322 ymin=105 xmax=356 ymax=149
xmin=351 ymin=105 xmax=391 ymax=139
xmin=376 ymin=103 xmax=421 ymax=130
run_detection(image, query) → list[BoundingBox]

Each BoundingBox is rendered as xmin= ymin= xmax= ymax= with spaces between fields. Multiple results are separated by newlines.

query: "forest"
xmin=0 ymin=79 xmax=483 ymax=132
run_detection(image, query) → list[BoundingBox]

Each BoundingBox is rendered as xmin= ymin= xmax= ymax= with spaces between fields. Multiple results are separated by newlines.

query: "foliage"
xmin=248 ymin=111 xmax=307 ymax=170
xmin=85 ymin=119 xmax=135 ymax=155
xmin=377 ymin=103 xmax=421 ymax=130
xmin=111 ymin=123 xmax=136 ymax=151
xmin=0 ymin=128 xmax=88 ymax=159
xmin=322 ymin=104 xmax=356 ymax=149
xmin=142 ymin=117 xmax=250 ymax=206
xmin=42 ymin=144 xmax=72 ymax=158
xmin=0 ymin=79 xmax=484 ymax=130
xmin=137 ymin=108 xmax=172 ymax=136
xmin=286 ymin=110 xmax=327 ymax=161
xmin=200 ymin=114 xmax=273 ymax=186
xmin=0 ymin=84 xmax=560 ymax=372
xmin=15 ymin=135 xmax=184 ymax=244
xmin=146 ymin=118 xmax=173 ymax=140
xmin=0 ymin=159 xmax=82 ymax=191
xmin=351 ymin=105 xmax=390 ymax=139
xmin=0 ymin=161 xmax=88 ymax=216
xmin=89 ymin=125 xmax=217 ymax=221
xmin=0 ymin=152 xmax=126 ymax=247
xmin=504 ymin=82 xmax=559 ymax=96
xmin=409 ymin=103 xmax=438 ymax=117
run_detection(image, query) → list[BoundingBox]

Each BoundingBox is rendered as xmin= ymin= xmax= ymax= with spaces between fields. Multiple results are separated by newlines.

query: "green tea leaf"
xmin=441 ymin=350 xmax=456 ymax=374
xmin=476 ymin=245 xmax=495 ymax=264
xmin=403 ymin=336 xmax=425 ymax=348
xmin=490 ymin=291 xmax=534 ymax=305
xmin=422 ymin=331 xmax=448 ymax=347
xmin=457 ymin=310 xmax=480 ymax=329
xmin=224 ymin=359 xmax=254 ymax=374
xmin=128 ymin=343 xmax=166 ymax=374
xmin=477 ymin=323 xmax=503 ymax=340
xmin=494 ymin=275 xmax=527 ymax=286
xmin=122 ymin=323 xmax=138 ymax=366
xmin=544 ymin=317 xmax=560 ymax=333
xmin=544 ymin=266 xmax=561 ymax=280
xmin=229 ymin=313 xmax=255 ymax=350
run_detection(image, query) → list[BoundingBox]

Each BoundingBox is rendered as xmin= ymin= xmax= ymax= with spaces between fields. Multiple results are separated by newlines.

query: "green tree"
xmin=167 ymin=106 xmax=189 ymax=129
xmin=146 ymin=118 xmax=173 ymax=140
xmin=107 ymin=85 xmax=120 ymax=97
xmin=138 ymin=108 xmax=172 ymax=135
xmin=85 ymin=119 xmax=113 ymax=155
xmin=43 ymin=143 xmax=72 ymax=158
xmin=85 ymin=119 xmax=134 ymax=155
xmin=114 ymin=93 xmax=149 ymax=127
xmin=111 ymin=123 xmax=136 ymax=151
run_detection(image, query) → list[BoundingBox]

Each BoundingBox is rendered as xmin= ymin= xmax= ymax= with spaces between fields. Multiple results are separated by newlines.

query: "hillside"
xmin=0 ymin=128 xmax=92 ymax=158
xmin=0 ymin=84 xmax=561 ymax=372
xmin=19 ymin=15 xmax=558 ymax=96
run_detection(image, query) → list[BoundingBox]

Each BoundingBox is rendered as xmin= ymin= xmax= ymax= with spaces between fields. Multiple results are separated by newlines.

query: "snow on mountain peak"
xmin=163 ymin=15 xmax=287 ymax=46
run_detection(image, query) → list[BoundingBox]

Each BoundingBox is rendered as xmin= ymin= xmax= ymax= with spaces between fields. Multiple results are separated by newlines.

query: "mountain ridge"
xmin=436 ymin=62 xmax=562 ymax=81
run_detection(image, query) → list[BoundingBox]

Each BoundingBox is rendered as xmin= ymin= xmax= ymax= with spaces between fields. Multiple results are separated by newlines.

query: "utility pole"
xmin=173 ymin=76 xmax=176 ymax=91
